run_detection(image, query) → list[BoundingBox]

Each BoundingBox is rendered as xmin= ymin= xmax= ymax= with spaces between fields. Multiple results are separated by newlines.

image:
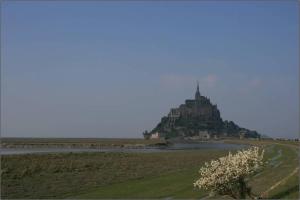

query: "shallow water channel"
xmin=1 ymin=142 xmax=248 ymax=155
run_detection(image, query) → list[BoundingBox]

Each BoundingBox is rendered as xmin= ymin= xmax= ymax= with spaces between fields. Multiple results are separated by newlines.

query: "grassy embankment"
xmin=1 ymin=139 xmax=299 ymax=199
xmin=73 ymin=139 xmax=299 ymax=199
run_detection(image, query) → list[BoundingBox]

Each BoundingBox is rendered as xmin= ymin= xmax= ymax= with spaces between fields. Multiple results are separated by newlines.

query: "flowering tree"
xmin=194 ymin=147 xmax=264 ymax=199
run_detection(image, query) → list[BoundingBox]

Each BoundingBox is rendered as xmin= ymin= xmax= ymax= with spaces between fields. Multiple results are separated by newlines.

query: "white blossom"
xmin=194 ymin=147 xmax=264 ymax=198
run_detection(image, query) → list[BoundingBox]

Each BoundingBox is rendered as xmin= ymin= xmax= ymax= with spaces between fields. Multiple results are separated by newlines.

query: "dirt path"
xmin=260 ymin=143 xmax=299 ymax=198
xmin=260 ymin=167 xmax=299 ymax=198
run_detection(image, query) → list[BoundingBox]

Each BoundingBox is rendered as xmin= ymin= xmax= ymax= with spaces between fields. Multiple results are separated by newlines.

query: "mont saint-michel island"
xmin=143 ymin=82 xmax=260 ymax=140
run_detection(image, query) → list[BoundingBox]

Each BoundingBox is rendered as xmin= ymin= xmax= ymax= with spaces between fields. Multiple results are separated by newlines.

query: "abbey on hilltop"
xmin=143 ymin=82 xmax=260 ymax=140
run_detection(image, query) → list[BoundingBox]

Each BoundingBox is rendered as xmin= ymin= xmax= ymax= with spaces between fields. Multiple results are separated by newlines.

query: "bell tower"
xmin=195 ymin=81 xmax=201 ymax=100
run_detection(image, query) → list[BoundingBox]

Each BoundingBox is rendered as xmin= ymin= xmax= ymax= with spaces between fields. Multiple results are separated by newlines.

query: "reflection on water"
xmin=169 ymin=143 xmax=248 ymax=150
xmin=1 ymin=142 xmax=248 ymax=155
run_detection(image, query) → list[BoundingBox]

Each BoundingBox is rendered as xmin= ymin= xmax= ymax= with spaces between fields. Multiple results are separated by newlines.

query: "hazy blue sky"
xmin=1 ymin=1 xmax=299 ymax=139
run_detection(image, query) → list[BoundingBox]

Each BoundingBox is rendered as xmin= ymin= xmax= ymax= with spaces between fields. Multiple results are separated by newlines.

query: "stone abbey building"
xmin=143 ymin=82 xmax=260 ymax=140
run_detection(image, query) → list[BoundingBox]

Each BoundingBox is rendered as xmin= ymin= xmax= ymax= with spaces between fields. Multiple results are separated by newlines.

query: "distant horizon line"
xmin=1 ymin=136 xmax=298 ymax=140
xmin=1 ymin=136 xmax=144 ymax=139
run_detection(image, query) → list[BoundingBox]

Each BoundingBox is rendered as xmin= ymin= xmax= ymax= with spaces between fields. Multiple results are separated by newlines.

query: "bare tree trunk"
xmin=246 ymin=186 xmax=258 ymax=199
xmin=238 ymin=177 xmax=247 ymax=199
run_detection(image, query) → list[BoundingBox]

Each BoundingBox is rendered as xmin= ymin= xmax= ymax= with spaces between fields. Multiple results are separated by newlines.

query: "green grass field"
xmin=1 ymin=148 xmax=228 ymax=199
xmin=1 ymin=139 xmax=299 ymax=199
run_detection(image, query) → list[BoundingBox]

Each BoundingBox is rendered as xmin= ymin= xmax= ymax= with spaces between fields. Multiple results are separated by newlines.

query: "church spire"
xmin=195 ymin=81 xmax=201 ymax=100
